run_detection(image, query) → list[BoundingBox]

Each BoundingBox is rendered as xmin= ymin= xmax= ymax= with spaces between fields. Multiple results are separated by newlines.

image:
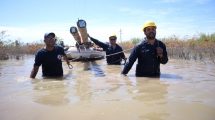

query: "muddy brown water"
xmin=0 ymin=55 xmax=215 ymax=120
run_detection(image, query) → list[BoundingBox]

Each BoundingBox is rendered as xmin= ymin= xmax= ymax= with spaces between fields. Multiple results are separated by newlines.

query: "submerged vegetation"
xmin=1 ymin=30 xmax=215 ymax=63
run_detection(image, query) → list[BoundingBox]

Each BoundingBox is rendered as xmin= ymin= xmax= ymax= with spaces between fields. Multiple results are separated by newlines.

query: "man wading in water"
xmin=88 ymin=34 xmax=126 ymax=65
xmin=121 ymin=21 xmax=168 ymax=77
xmin=30 ymin=32 xmax=71 ymax=78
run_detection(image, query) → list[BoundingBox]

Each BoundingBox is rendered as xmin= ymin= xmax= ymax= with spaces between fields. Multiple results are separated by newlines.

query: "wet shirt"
xmin=90 ymin=37 xmax=125 ymax=65
xmin=34 ymin=46 xmax=65 ymax=77
xmin=122 ymin=39 xmax=168 ymax=77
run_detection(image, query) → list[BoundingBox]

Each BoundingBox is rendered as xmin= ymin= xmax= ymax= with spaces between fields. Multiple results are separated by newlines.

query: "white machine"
xmin=66 ymin=19 xmax=105 ymax=61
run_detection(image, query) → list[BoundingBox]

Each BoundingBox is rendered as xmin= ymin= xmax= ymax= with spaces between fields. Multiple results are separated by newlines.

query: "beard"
xmin=146 ymin=32 xmax=156 ymax=40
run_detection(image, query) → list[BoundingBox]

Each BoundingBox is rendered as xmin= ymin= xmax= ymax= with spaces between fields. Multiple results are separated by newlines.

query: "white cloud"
xmin=1 ymin=16 xmax=214 ymax=45
xmin=160 ymin=0 xmax=212 ymax=4
xmin=0 ymin=22 xmax=77 ymax=45
xmin=87 ymin=22 xmax=144 ymax=42
xmin=194 ymin=0 xmax=212 ymax=4
xmin=159 ymin=0 xmax=182 ymax=3
xmin=119 ymin=7 xmax=174 ymax=18
xmin=0 ymin=22 xmax=191 ymax=45
xmin=0 ymin=22 xmax=143 ymax=45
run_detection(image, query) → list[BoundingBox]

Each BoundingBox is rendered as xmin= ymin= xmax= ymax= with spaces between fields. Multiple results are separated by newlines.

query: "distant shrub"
xmin=121 ymin=33 xmax=215 ymax=63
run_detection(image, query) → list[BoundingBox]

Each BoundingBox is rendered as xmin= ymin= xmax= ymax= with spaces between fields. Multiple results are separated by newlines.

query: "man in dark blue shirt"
xmin=88 ymin=34 xmax=126 ymax=65
xmin=121 ymin=21 xmax=168 ymax=77
xmin=30 ymin=32 xmax=71 ymax=78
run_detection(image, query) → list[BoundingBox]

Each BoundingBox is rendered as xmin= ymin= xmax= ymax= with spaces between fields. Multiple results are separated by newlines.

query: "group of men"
xmin=30 ymin=21 xmax=168 ymax=78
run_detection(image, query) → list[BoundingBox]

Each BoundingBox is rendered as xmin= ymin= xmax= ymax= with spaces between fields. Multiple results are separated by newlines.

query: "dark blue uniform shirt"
xmin=34 ymin=46 xmax=65 ymax=77
xmin=90 ymin=37 xmax=126 ymax=65
xmin=122 ymin=39 xmax=168 ymax=77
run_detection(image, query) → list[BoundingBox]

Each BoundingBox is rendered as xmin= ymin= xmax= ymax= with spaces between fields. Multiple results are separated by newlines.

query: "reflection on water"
xmin=32 ymin=80 xmax=70 ymax=106
xmin=160 ymin=73 xmax=183 ymax=80
xmin=83 ymin=61 xmax=105 ymax=77
xmin=128 ymin=77 xmax=168 ymax=101
xmin=0 ymin=56 xmax=215 ymax=120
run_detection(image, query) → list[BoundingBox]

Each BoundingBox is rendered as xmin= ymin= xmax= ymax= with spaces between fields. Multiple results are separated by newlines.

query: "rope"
xmin=102 ymin=47 xmax=133 ymax=65
xmin=105 ymin=47 xmax=133 ymax=57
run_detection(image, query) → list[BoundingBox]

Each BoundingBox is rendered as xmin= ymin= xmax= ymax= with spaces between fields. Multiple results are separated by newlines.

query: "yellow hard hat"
xmin=109 ymin=34 xmax=117 ymax=39
xmin=143 ymin=21 xmax=157 ymax=31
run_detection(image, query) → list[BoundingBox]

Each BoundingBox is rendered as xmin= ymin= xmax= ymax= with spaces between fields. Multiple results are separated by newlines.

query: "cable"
xmin=105 ymin=47 xmax=133 ymax=57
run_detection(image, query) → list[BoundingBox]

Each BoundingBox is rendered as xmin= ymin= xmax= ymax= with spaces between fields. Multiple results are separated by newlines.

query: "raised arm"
xmin=88 ymin=36 xmax=109 ymax=50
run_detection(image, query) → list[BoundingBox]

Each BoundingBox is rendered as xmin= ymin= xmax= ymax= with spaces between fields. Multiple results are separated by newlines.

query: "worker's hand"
xmin=67 ymin=63 xmax=73 ymax=69
xmin=121 ymin=73 xmax=127 ymax=77
xmin=156 ymin=47 xmax=163 ymax=57
xmin=121 ymin=71 xmax=127 ymax=76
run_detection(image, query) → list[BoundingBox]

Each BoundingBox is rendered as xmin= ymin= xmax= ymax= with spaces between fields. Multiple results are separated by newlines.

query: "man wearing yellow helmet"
xmin=122 ymin=21 xmax=168 ymax=77
xmin=88 ymin=34 xmax=126 ymax=65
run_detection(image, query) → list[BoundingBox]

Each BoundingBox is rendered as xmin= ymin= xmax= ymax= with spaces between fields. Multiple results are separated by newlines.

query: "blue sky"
xmin=1 ymin=0 xmax=215 ymax=45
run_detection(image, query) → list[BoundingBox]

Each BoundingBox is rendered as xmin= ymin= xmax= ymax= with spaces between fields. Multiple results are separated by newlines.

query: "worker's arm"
xmin=63 ymin=55 xmax=70 ymax=66
xmin=30 ymin=66 xmax=39 ymax=78
xmin=158 ymin=42 xmax=168 ymax=64
xmin=121 ymin=46 xmax=138 ymax=75
xmin=88 ymin=35 xmax=109 ymax=50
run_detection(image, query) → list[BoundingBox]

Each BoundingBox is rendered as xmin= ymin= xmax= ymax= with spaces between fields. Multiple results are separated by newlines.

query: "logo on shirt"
xmin=141 ymin=49 xmax=150 ymax=53
xmin=57 ymin=55 xmax=62 ymax=60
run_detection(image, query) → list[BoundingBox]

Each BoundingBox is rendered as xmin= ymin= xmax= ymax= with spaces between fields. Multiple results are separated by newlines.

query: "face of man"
xmin=109 ymin=36 xmax=117 ymax=45
xmin=144 ymin=26 xmax=156 ymax=40
xmin=44 ymin=34 xmax=56 ymax=47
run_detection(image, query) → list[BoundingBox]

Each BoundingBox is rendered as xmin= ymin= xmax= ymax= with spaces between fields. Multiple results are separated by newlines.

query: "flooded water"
xmin=0 ymin=55 xmax=215 ymax=120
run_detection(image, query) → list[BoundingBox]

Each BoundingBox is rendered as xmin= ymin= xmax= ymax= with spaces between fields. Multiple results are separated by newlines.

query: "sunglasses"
xmin=45 ymin=36 xmax=56 ymax=41
xmin=110 ymin=38 xmax=116 ymax=41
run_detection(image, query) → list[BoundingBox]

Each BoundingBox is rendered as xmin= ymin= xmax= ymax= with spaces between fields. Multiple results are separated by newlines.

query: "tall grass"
xmin=1 ymin=30 xmax=215 ymax=63
xmin=163 ymin=33 xmax=215 ymax=63
xmin=0 ymin=42 xmax=44 ymax=60
xmin=0 ymin=31 xmax=43 ymax=60
xmin=119 ymin=33 xmax=215 ymax=63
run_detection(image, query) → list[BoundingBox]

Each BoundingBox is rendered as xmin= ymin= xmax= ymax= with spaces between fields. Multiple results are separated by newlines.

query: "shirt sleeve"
xmin=89 ymin=37 xmax=109 ymax=50
xmin=59 ymin=46 xmax=66 ymax=56
xmin=121 ymin=46 xmax=138 ymax=74
xmin=160 ymin=42 xmax=168 ymax=64
xmin=34 ymin=50 xmax=42 ymax=67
